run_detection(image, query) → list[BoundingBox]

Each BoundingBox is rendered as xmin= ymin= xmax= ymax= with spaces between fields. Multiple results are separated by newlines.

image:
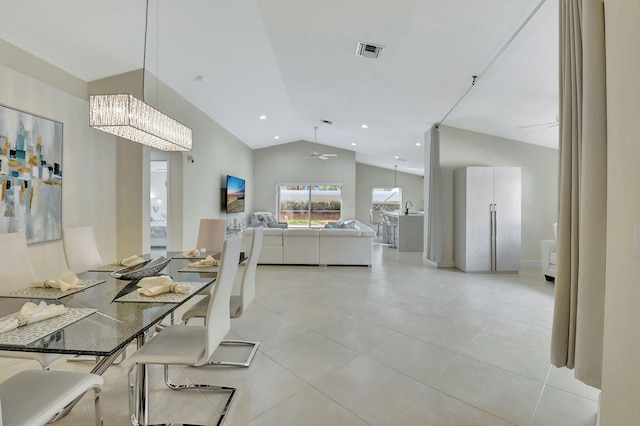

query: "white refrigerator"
xmin=453 ymin=166 xmax=521 ymax=273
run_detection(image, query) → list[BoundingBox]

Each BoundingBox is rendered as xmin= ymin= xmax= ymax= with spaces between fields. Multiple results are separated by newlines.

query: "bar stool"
xmin=368 ymin=209 xmax=384 ymax=237
xmin=384 ymin=219 xmax=398 ymax=249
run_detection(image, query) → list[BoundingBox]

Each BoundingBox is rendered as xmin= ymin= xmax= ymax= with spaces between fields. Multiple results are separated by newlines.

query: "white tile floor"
xmin=0 ymin=244 xmax=599 ymax=425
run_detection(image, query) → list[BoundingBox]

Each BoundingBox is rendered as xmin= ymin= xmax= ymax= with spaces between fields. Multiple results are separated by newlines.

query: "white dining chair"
xmin=195 ymin=218 xmax=227 ymax=254
xmin=182 ymin=226 xmax=263 ymax=367
xmin=62 ymin=226 xmax=112 ymax=364
xmin=127 ymin=235 xmax=242 ymax=425
xmin=0 ymin=369 xmax=103 ymax=426
xmin=0 ymin=232 xmax=63 ymax=369
xmin=62 ymin=226 xmax=103 ymax=273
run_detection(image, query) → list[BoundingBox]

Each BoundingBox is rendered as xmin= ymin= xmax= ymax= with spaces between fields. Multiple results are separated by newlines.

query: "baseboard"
xmin=425 ymin=259 xmax=539 ymax=270
xmin=520 ymin=260 xmax=540 ymax=268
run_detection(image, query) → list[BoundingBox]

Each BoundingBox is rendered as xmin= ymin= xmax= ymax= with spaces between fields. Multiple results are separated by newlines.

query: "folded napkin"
xmin=182 ymin=249 xmax=199 ymax=258
xmin=187 ymin=255 xmax=219 ymax=268
xmin=113 ymin=255 xmax=146 ymax=267
xmin=0 ymin=301 xmax=67 ymax=334
xmin=136 ymin=276 xmax=190 ymax=296
xmin=31 ymin=270 xmax=84 ymax=292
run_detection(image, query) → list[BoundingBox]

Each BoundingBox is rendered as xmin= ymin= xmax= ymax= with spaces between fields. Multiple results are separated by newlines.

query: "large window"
xmin=372 ymin=187 xmax=402 ymax=212
xmin=278 ymin=184 xmax=342 ymax=228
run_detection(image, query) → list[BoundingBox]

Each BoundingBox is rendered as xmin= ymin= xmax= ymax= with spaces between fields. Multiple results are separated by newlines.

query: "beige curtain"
xmin=425 ymin=125 xmax=442 ymax=264
xmin=551 ymin=0 xmax=607 ymax=389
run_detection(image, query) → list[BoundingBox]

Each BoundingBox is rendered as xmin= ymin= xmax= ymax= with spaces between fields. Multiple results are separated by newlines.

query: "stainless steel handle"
xmin=490 ymin=204 xmax=497 ymax=271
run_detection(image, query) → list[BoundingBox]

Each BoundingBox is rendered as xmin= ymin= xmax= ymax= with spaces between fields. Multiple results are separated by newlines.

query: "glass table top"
xmin=0 ymin=256 xmax=215 ymax=356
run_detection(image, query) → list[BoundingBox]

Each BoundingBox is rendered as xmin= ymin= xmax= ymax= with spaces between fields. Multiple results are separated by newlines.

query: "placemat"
xmin=114 ymin=281 xmax=209 ymax=304
xmin=178 ymin=265 xmax=219 ymax=273
xmin=172 ymin=251 xmax=218 ymax=260
xmin=3 ymin=279 xmax=106 ymax=300
xmin=0 ymin=308 xmax=97 ymax=346
xmin=88 ymin=264 xmax=122 ymax=272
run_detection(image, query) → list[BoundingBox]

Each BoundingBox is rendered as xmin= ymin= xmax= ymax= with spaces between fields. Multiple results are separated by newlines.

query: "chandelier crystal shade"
xmin=89 ymin=94 xmax=192 ymax=151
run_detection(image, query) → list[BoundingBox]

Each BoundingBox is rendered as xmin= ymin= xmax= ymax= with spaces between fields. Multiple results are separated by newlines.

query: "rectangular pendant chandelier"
xmin=89 ymin=94 xmax=192 ymax=151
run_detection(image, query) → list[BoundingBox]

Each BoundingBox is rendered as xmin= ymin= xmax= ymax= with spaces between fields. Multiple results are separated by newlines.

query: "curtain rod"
xmin=437 ymin=0 xmax=548 ymax=125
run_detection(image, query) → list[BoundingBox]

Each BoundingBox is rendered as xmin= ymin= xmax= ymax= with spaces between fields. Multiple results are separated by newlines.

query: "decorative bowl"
xmin=110 ymin=256 xmax=172 ymax=280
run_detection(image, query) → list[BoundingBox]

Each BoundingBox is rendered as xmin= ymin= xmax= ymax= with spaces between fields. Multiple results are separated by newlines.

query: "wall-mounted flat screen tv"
xmin=226 ymin=175 xmax=245 ymax=213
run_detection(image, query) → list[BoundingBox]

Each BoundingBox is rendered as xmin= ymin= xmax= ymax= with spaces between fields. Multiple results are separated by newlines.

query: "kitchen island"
xmin=381 ymin=211 xmax=424 ymax=251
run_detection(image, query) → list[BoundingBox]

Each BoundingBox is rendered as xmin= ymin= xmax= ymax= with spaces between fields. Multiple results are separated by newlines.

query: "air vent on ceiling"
xmin=355 ymin=41 xmax=384 ymax=59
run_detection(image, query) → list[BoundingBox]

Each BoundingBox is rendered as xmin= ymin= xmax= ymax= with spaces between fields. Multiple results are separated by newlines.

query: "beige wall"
xmin=0 ymin=43 xmax=118 ymax=278
xmin=0 ymin=40 xmax=253 ymax=271
xmin=438 ymin=126 xmax=558 ymax=267
xmin=253 ymin=141 xmax=357 ymax=220
xmin=88 ymin=69 xmax=254 ymax=253
xmin=600 ymin=0 xmax=640 ymax=423
xmin=253 ymin=142 xmax=424 ymax=227
xmin=355 ymin=163 xmax=424 ymax=227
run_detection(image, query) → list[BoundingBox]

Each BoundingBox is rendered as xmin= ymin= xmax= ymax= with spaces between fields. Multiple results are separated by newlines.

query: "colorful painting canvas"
xmin=0 ymin=105 xmax=63 ymax=243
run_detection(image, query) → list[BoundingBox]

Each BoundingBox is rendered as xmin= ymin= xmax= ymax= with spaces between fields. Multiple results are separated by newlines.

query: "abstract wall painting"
xmin=0 ymin=105 xmax=63 ymax=243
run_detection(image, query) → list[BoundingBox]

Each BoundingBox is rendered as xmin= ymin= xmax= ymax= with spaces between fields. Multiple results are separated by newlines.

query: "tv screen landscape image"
xmin=226 ymin=175 xmax=245 ymax=213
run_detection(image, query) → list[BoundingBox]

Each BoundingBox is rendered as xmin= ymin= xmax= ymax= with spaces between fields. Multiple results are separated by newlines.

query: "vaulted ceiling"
xmin=0 ymin=0 xmax=558 ymax=175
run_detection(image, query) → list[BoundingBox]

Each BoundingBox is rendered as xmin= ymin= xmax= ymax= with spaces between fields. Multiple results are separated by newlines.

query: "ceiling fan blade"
xmin=317 ymin=155 xmax=328 ymax=160
xmin=322 ymin=153 xmax=338 ymax=157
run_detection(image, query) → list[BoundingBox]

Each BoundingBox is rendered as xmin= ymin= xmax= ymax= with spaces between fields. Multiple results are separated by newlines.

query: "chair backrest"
xmin=370 ymin=209 xmax=383 ymax=224
xmin=0 ymin=232 xmax=36 ymax=293
xmin=195 ymin=219 xmax=227 ymax=254
xmin=197 ymin=234 xmax=242 ymax=366
xmin=62 ymin=226 xmax=103 ymax=273
xmin=236 ymin=227 xmax=263 ymax=318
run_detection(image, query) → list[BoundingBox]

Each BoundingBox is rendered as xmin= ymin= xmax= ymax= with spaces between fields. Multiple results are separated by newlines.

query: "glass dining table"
xmin=0 ymin=252 xmax=219 ymax=424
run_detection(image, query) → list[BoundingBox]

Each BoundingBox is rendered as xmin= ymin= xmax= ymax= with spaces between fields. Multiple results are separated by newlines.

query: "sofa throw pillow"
xmin=250 ymin=218 xmax=266 ymax=228
xmin=340 ymin=220 xmax=356 ymax=229
xmin=262 ymin=214 xmax=278 ymax=227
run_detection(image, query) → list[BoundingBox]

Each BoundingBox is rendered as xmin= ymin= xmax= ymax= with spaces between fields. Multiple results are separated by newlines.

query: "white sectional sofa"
xmin=540 ymin=222 xmax=558 ymax=282
xmin=242 ymin=221 xmax=375 ymax=266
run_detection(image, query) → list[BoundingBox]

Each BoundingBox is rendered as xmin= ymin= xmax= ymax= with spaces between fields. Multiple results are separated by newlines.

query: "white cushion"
xmin=0 ymin=370 xmax=102 ymax=426
xmin=283 ymin=229 xmax=319 ymax=264
xmin=319 ymin=232 xmax=373 ymax=266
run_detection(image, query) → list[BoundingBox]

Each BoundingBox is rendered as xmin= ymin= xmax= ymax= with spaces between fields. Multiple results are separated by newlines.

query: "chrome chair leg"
xmin=206 ymin=340 xmax=260 ymax=368
xmin=128 ymin=362 xmax=237 ymax=426
xmin=93 ymin=386 xmax=103 ymax=426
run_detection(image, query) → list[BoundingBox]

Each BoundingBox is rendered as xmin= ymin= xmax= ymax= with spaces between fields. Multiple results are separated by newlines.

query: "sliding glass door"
xmin=278 ymin=184 xmax=342 ymax=228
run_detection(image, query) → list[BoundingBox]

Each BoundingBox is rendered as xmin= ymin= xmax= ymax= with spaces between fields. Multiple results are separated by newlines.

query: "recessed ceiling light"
xmin=351 ymin=142 xmax=357 ymax=146
xmin=416 ymin=142 xmax=422 ymax=146
xmin=259 ymin=115 xmax=267 ymax=120
xmin=394 ymin=155 xmax=400 ymax=159
xmin=361 ymin=124 xmax=368 ymax=129
xmin=274 ymin=135 xmax=280 ymax=140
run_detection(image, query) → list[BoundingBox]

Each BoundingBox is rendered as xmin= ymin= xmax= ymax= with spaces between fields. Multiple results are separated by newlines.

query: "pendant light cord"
xmin=438 ymin=0 xmax=547 ymax=124
xmin=141 ymin=0 xmax=150 ymax=103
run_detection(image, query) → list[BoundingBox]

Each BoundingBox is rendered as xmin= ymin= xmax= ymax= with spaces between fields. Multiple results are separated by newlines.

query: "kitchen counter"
xmin=381 ymin=212 xmax=424 ymax=251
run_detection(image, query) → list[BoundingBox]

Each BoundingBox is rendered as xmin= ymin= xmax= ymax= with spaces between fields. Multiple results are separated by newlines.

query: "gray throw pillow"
xmin=263 ymin=214 xmax=278 ymax=227
xmin=340 ymin=220 xmax=356 ymax=229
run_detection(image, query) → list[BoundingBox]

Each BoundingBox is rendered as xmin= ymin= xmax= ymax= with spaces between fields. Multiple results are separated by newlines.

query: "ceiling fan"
xmin=306 ymin=126 xmax=338 ymax=160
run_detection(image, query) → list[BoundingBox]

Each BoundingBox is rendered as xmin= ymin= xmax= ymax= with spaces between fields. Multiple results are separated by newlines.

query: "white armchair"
xmin=540 ymin=223 xmax=557 ymax=282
